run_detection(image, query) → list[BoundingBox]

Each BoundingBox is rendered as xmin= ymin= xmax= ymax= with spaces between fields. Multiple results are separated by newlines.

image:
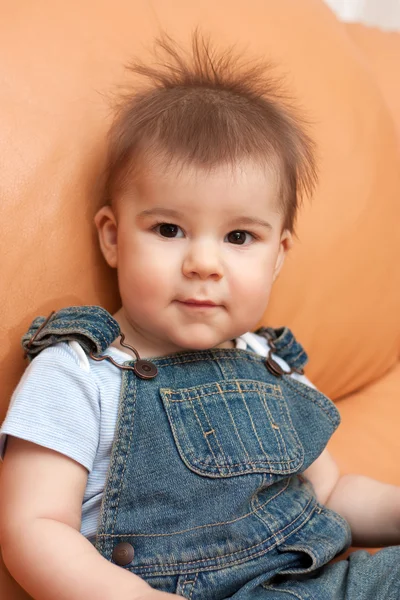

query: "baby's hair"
xmin=105 ymin=30 xmax=317 ymax=232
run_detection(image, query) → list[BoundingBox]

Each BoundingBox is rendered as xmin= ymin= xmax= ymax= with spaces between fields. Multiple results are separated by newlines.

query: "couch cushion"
xmin=346 ymin=23 xmax=400 ymax=141
xmin=328 ymin=361 xmax=400 ymax=486
xmin=2 ymin=2 xmax=400 ymax=598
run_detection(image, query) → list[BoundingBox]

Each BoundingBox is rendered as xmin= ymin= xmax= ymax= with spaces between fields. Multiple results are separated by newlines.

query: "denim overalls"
xmin=23 ymin=306 xmax=400 ymax=599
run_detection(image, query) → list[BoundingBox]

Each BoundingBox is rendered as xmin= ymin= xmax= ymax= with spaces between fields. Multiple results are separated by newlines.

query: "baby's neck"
xmin=111 ymin=308 xmax=235 ymax=359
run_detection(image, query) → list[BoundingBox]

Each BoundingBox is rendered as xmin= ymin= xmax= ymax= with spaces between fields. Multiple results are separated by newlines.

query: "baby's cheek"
xmin=133 ymin=276 xmax=164 ymax=305
xmin=129 ymin=255 xmax=168 ymax=289
xmin=234 ymin=275 xmax=272 ymax=323
xmin=236 ymin=265 xmax=272 ymax=298
xmin=119 ymin=269 xmax=158 ymax=313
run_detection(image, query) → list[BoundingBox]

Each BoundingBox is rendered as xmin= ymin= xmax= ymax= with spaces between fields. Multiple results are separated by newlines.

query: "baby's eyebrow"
xmin=137 ymin=207 xmax=183 ymax=219
xmin=227 ymin=216 xmax=273 ymax=230
xmin=137 ymin=207 xmax=272 ymax=230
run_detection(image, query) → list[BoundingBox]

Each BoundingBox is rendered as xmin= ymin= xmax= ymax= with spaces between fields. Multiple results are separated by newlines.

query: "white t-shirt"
xmin=0 ymin=332 xmax=313 ymax=541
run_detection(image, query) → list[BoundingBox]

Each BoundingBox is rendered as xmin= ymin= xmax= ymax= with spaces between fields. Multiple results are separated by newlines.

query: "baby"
xmin=1 ymin=32 xmax=400 ymax=600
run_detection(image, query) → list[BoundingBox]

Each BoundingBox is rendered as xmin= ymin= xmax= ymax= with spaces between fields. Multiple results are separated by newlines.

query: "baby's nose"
xmin=182 ymin=241 xmax=223 ymax=280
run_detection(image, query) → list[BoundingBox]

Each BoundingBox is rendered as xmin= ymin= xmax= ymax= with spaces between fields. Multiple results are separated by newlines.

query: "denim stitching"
xmin=99 ymin=494 xmax=314 ymax=547
xmin=162 ymin=391 xmax=224 ymax=475
xmin=164 ymin=391 xmax=257 ymax=474
xmin=90 ymin=308 xmax=120 ymax=337
xmin=194 ymin=389 xmax=229 ymax=475
xmin=251 ymin=474 xmax=284 ymax=535
xmin=56 ymin=304 xmax=117 ymax=324
xmin=110 ymin=375 xmax=137 ymax=536
xmin=154 ymin=355 xmax=265 ymax=367
xmin=278 ymin=543 xmax=318 ymax=568
xmin=90 ymin=307 xmax=120 ymax=329
xmin=195 ymin=387 xmax=229 ymax=467
xmin=261 ymin=584 xmax=307 ymax=600
xmin=30 ymin=324 xmax=105 ymax=350
xmin=274 ymin=388 xmax=305 ymax=469
xmin=288 ymin=349 xmax=308 ymax=367
xmin=165 ymin=434 xmax=297 ymax=468
xmin=258 ymin=385 xmax=304 ymax=471
xmin=181 ymin=573 xmax=198 ymax=600
xmin=265 ymin=388 xmax=295 ymax=463
xmin=26 ymin=307 xmax=120 ymax=355
xmin=220 ymin=356 xmax=237 ymax=379
xmin=283 ymin=378 xmax=339 ymax=427
xmin=164 ymin=392 xmax=224 ymax=472
xmin=97 ymin=478 xmax=296 ymax=538
xmin=96 ymin=377 xmax=127 ymax=537
xmin=88 ymin=323 xmax=113 ymax=347
xmin=167 ymin=387 xmax=282 ymax=402
xmin=236 ymin=381 xmax=270 ymax=460
xmin=125 ymin=499 xmax=317 ymax=574
xmin=51 ymin=324 xmax=109 ymax=348
xmin=256 ymin=387 xmax=287 ymax=463
xmin=163 ymin=388 xmax=300 ymax=469
xmin=322 ymin=508 xmax=352 ymax=540
xmin=187 ymin=573 xmax=198 ymax=600
xmin=217 ymin=382 xmax=251 ymax=463
xmin=269 ymin=389 xmax=291 ymax=462
xmin=166 ymin=381 xmax=281 ymax=398
xmin=276 ymin=331 xmax=295 ymax=351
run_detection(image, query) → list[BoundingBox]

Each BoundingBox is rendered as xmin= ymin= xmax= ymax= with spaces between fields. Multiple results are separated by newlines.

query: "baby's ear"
xmin=94 ymin=205 xmax=118 ymax=268
xmin=273 ymin=229 xmax=292 ymax=281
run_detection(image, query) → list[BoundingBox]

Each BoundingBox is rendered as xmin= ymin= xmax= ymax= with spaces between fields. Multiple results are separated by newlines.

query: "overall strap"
xmin=256 ymin=326 xmax=308 ymax=372
xmin=22 ymin=306 xmax=121 ymax=361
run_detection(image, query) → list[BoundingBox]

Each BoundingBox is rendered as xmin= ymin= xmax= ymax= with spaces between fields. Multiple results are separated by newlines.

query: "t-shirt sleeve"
xmin=0 ymin=343 xmax=100 ymax=472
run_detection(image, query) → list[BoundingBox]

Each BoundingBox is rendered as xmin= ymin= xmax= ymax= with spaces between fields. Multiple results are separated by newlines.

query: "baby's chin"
xmin=163 ymin=321 xmax=240 ymax=353
xmin=170 ymin=334 xmax=235 ymax=352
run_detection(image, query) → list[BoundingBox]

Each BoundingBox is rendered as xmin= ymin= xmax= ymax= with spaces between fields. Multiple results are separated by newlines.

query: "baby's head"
xmin=95 ymin=33 xmax=317 ymax=357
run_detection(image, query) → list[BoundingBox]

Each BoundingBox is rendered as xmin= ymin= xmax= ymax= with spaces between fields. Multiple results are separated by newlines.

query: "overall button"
xmin=112 ymin=542 xmax=135 ymax=566
xmin=134 ymin=359 xmax=158 ymax=379
xmin=265 ymin=356 xmax=285 ymax=377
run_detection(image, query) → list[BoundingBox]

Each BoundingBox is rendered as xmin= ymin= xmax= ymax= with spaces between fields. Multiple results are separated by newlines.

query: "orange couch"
xmin=1 ymin=1 xmax=400 ymax=598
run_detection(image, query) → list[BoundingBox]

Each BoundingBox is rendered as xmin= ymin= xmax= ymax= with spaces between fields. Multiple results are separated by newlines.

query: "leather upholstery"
xmin=1 ymin=1 xmax=399 ymax=597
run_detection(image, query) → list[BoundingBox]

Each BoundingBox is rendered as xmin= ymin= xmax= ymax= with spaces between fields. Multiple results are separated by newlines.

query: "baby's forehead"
xmin=121 ymin=156 xmax=282 ymax=200
xmin=117 ymin=158 xmax=284 ymax=225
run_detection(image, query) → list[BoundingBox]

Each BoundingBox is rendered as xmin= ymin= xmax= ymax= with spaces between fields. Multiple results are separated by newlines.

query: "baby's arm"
xmin=0 ymin=437 xmax=179 ymax=600
xmin=304 ymin=449 xmax=400 ymax=547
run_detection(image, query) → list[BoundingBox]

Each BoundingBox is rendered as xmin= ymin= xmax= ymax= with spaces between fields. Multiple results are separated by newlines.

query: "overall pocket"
xmin=160 ymin=380 xmax=304 ymax=478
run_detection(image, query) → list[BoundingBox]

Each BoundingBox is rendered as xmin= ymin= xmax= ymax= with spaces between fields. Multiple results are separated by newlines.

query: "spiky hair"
xmin=104 ymin=30 xmax=317 ymax=231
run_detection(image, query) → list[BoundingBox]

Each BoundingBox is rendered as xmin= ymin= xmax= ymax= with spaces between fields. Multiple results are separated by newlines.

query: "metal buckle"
xmin=24 ymin=311 xmax=56 ymax=358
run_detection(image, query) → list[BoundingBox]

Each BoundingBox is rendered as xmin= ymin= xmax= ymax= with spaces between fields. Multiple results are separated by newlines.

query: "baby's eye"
xmin=154 ymin=223 xmax=184 ymax=238
xmin=225 ymin=230 xmax=254 ymax=245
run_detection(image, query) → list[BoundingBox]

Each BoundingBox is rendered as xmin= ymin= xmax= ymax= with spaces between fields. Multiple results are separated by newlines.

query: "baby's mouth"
xmin=176 ymin=298 xmax=222 ymax=310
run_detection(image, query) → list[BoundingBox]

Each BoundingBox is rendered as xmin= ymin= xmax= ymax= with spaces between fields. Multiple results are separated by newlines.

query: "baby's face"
xmin=96 ymin=161 xmax=292 ymax=357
